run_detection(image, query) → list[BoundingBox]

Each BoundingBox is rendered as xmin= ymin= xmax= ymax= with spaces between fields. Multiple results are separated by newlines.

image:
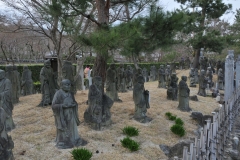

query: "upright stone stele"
xmin=21 ymin=66 xmax=33 ymax=95
xmin=0 ymin=69 xmax=15 ymax=132
xmin=158 ymin=65 xmax=166 ymax=88
xmin=133 ymin=75 xmax=151 ymax=123
xmin=189 ymin=68 xmax=196 ymax=87
xmin=0 ymin=106 xmax=14 ymax=160
xmin=38 ymin=60 xmax=59 ymax=107
xmin=52 ymin=79 xmax=86 ymax=149
xmin=198 ymin=70 xmax=207 ymax=97
xmin=178 ymin=76 xmax=191 ymax=112
xmin=217 ymin=68 xmax=224 ymax=90
xmin=84 ymin=76 xmax=113 ymax=130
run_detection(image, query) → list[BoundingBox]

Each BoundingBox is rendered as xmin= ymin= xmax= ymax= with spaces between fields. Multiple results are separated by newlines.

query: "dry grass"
xmin=11 ymin=69 xmax=219 ymax=160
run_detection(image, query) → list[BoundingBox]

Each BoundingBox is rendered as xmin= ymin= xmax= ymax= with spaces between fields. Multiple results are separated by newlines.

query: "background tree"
xmin=175 ymin=0 xmax=232 ymax=68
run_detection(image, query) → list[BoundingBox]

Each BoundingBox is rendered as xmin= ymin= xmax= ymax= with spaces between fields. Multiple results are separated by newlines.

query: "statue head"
xmin=171 ymin=73 xmax=177 ymax=79
xmin=61 ymin=79 xmax=71 ymax=92
xmin=137 ymin=75 xmax=145 ymax=84
xmin=0 ymin=69 xmax=5 ymax=80
xmin=44 ymin=60 xmax=51 ymax=68
xmin=93 ymin=76 xmax=102 ymax=89
xmin=181 ymin=76 xmax=187 ymax=82
xmin=137 ymin=68 xmax=142 ymax=74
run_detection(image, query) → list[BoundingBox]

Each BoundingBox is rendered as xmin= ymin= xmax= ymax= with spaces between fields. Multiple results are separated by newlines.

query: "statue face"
xmin=62 ymin=80 xmax=71 ymax=92
xmin=0 ymin=71 xmax=5 ymax=80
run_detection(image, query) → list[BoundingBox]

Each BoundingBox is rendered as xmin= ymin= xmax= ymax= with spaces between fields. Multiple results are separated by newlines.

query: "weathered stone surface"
xmin=62 ymin=61 xmax=76 ymax=93
xmin=158 ymin=65 xmax=166 ymax=88
xmin=178 ymin=76 xmax=191 ymax=112
xmin=190 ymin=111 xmax=213 ymax=127
xmin=52 ymin=79 xmax=86 ymax=149
xmin=165 ymin=65 xmax=172 ymax=87
xmin=106 ymin=64 xmax=122 ymax=102
xmin=21 ymin=66 xmax=33 ymax=96
xmin=116 ymin=64 xmax=127 ymax=92
xmin=167 ymin=73 xmax=178 ymax=100
xmin=189 ymin=68 xmax=196 ymax=87
xmin=0 ymin=107 xmax=14 ymax=160
xmin=84 ymin=76 xmax=113 ymax=130
xmin=133 ymin=75 xmax=151 ymax=123
xmin=198 ymin=69 xmax=207 ymax=97
xmin=189 ymin=95 xmax=198 ymax=101
xmin=125 ymin=65 xmax=133 ymax=90
xmin=0 ymin=69 xmax=15 ymax=132
xmin=38 ymin=60 xmax=59 ymax=107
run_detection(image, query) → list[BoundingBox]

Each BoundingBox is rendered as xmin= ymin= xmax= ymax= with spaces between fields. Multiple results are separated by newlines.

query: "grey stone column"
xmin=224 ymin=50 xmax=235 ymax=103
xmin=236 ymin=55 xmax=240 ymax=89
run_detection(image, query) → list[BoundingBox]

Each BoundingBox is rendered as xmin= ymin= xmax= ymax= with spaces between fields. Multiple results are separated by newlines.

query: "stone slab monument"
xmin=52 ymin=79 xmax=87 ymax=149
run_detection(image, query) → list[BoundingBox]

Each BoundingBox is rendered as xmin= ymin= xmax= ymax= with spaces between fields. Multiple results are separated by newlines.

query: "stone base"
xmin=189 ymin=84 xmax=196 ymax=87
xmin=134 ymin=116 xmax=152 ymax=123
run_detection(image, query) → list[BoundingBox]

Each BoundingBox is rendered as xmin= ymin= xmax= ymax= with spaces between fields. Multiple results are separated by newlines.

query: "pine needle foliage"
xmin=120 ymin=137 xmax=140 ymax=152
xmin=175 ymin=118 xmax=184 ymax=126
xmin=70 ymin=148 xmax=92 ymax=160
xmin=170 ymin=124 xmax=186 ymax=137
xmin=122 ymin=126 xmax=139 ymax=137
xmin=165 ymin=112 xmax=177 ymax=121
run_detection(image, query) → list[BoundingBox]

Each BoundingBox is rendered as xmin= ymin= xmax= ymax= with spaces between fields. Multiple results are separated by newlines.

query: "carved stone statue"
xmin=0 ymin=106 xmax=14 ymax=160
xmin=179 ymin=57 xmax=184 ymax=70
xmin=171 ymin=62 xmax=176 ymax=73
xmin=150 ymin=66 xmax=157 ymax=81
xmin=218 ymin=68 xmax=224 ymax=90
xmin=133 ymin=68 xmax=143 ymax=86
xmin=142 ymin=67 xmax=149 ymax=82
xmin=84 ymin=76 xmax=113 ymax=130
xmin=125 ymin=65 xmax=133 ymax=90
xmin=206 ymin=67 xmax=214 ymax=88
xmin=21 ymin=66 xmax=33 ymax=96
xmin=167 ymin=73 xmax=178 ymax=100
xmin=184 ymin=57 xmax=191 ymax=69
xmin=0 ymin=70 xmax=15 ymax=132
xmin=165 ymin=65 xmax=172 ymax=88
xmin=106 ymin=64 xmax=122 ymax=102
xmin=178 ymin=76 xmax=191 ymax=112
xmin=189 ymin=68 xmax=196 ymax=87
xmin=133 ymin=75 xmax=151 ymax=123
xmin=5 ymin=66 xmax=20 ymax=104
xmin=116 ymin=64 xmax=127 ymax=92
xmin=62 ymin=61 xmax=76 ymax=93
xmin=158 ymin=65 xmax=166 ymax=88
xmin=194 ymin=68 xmax=199 ymax=84
xmin=38 ymin=60 xmax=59 ymax=107
xmin=198 ymin=70 xmax=207 ymax=97
xmin=52 ymin=79 xmax=85 ymax=149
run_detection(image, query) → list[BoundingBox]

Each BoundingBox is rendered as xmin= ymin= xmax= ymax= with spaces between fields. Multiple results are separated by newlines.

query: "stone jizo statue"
xmin=62 ymin=61 xmax=76 ymax=93
xmin=84 ymin=76 xmax=113 ymax=130
xmin=165 ymin=65 xmax=172 ymax=88
xmin=142 ymin=67 xmax=149 ymax=82
xmin=38 ymin=60 xmax=59 ymax=107
xmin=116 ymin=64 xmax=127 ymax=93
xmin=158 ymin=65 xmax=166 ymax=88
xmin=150 ymin=66 xmax=156 ymax=81
xmin=21 ymin=66 xmax=33 ymax=95
xmin=198 ymin=70 xmax=207 ymax=97
xmin=0 ymin=69 xmax=15 ymax=132
xmin=106 ymin=64 xmax=122 ymax=102
xmin=189 ymin=68 xmax=196 ymax=87
xmin=178 ymin=76 xmax=191 ymax=112
xmin=0 ymin=106 xmax=14 ymax=160
xmin=133 ymin=75 xmax=151 ymax=123
xmin=217 ymin=68 xmax=224 ymax=90
xmin=206 ymin=67 xmax=214 ymax=88
xmin=52 ymin=79 xmax=85 ymax=149
xmin=167 ymin=73 xmax=178 ymax=100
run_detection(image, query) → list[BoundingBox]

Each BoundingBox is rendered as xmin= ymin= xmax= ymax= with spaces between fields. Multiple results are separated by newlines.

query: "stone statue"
xmin=206 ymin=67 xmax=214 ymax=88
xmin=165 ymin=65 xmax=172 ymax=88
xmin=116 ymin=64 xmax=127 ymax=92
xmin=106 ymin=64 xmax=122 ymax=102
xmin=0 ymin=106 xmax=14 ymax=160
xmin=52 ymin=79 xmax=85 ymax=149
xmin=150 ymin=66 xmax=156 ymax=81
xmin=84 ymin=76 xmax=113 ymax=130
xmin=189 ymin=68 xmax=196 ymax=87
xmin=216 ymin=60 xmax=222 ymax=74
xmin=62 ymin=61 xmax=76 ymax=93
xmin=179 ymin=57 xmax=184 ymax=70
xmin=38 ymin=60 xmax=59 ymax=107
xmin=184 ymin=57 xmax=191 ymax=69
xmin=171 ymin=62 xmax=176 ymax=73
xmin=198 ymin=70 xmax=207 ymax=97
xmin=167 ymin=73 xmax=178 ymax=100
xmin=125 ymin=65 xmax=133 ymax=90
xmin=158 ymin=65 xmax=166 ymax=88
xmin=178 ymin=76 xmax=191 ymax=112
xmin=133 ymin=68 xmax=143 ymax=86
xmin=194 ymin=68 xmax=199 ymax=84
xmin=142 ymin=67 xmax=149 ymax=82
xmin=0 ymin=70 xmax=15 ymax=132
xmin=21 ymin=66 xmax=33 ymax=96
xmin=133 ymin=75 xmax=151 ymax=123
xmin=5 ymin=66 xmax=20 ymax=104
xmin=218 ymin=68 xmax=224 ymax=90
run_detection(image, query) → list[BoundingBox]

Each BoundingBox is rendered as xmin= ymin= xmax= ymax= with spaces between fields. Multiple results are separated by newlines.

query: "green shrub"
xmin=120 ymin=137 xmax=140 ymax=151
xmin=70 ymin=148 xmax=92 ymax=160
xmin=122 ymin=126 xmax=139 ymax=137
xmin=175 ymin=118 xmax=184 ymax=126
xmin=170 ymin=124 xmax=185 ymax=137
xmin=165 ymin=112 xmax=176 ymax=121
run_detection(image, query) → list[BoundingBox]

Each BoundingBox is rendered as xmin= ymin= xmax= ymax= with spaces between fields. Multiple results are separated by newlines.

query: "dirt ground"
xmin=11 ymin=69 xmax=220 ymax=160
